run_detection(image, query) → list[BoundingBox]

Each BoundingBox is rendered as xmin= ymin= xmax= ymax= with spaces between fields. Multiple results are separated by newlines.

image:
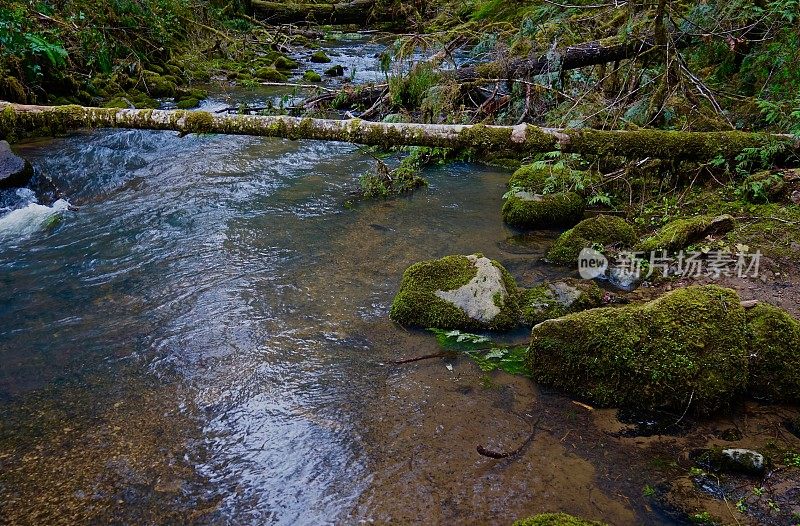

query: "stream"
xmin=0 ymin=35 xmax=678 ymax=525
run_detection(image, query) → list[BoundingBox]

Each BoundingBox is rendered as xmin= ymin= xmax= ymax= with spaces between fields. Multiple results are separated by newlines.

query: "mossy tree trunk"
xmin=1 ymin=102 xmax=795 ymax=161
xmin=252 ymin=0 xmax=376 ymax=24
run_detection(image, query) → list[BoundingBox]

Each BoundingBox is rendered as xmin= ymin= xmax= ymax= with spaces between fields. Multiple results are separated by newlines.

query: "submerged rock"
xmin=512 ymin=513 xmax=608 ymax=526
xmin=637 ymin=214 xmax=735 ymax=252
xmin=501 ymin=191 xmax=585 ymax=229
xmin=547 ymin=215 xmax=637 ymax=265
xmin=324 ymin=64 xmax=345 ymax=77
xmin=527 ymin=285 xmax=748 ymax=413
xmin=390 ymin=254 xmax=520 ymax=331
xmin=692 ymin=448 xmax=768 ymax=476
xmin=520 ymin=278 xmax=608 ymax=326
xmin=0 ymin=140 xmax=33 ymax=189
xmin=746 ymin=303 xmax=800 ymax=401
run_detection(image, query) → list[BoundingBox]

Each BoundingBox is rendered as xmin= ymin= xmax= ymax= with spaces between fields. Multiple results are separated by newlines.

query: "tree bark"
xmin=252 ymin=0 xmax=375 ymax=25
xmin=1 ymin=102 xmax=793 ymax=161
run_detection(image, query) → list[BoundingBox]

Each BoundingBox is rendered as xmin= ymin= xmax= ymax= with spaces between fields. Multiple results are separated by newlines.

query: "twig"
xmin=392 ymin=351 xmax=452 ymax=364
xmin=477 ymin=416 xmax=542 ymax=459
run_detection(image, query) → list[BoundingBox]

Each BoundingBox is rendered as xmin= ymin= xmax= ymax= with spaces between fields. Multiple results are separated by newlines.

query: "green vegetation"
xmin=512 ymin=513 xmax=608 ymax=526
xmin=429 ymin=329 xmax=529 ymax=375
xmin=528 ymin=285 xmax=749 ymax=414
xmin=746 ymin=303 xmax=800 ymax=401
xmin=547 ymin=215 xmax=637 ymax=265
xmin=637 ymin=214 xmax=735 ymax=253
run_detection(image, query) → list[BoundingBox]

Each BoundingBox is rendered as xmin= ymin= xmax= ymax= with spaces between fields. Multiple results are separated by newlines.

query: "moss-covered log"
xmin=1 ymin=102 xmax=796 ymax=160
xmin=252 ymin=0 xmax=376 ymax=24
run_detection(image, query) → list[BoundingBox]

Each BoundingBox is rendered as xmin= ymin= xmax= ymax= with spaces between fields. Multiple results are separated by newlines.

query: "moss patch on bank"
xmin=547 ymin=214 xmax=637 ymax=265
xmin=513 ymin=513 xmax=608 ymax=526
xmin=746 ymin=303 xmax=800 ymax=401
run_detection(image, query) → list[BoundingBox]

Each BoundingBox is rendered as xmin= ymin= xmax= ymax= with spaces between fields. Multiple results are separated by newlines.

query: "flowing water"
xmin=0 ymin=37 xmax=687 ymax=525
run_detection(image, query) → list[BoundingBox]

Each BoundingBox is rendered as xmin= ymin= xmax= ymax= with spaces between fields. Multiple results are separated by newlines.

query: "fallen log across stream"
xmin=1 ymin=102 xmax=796 ymax=161
xmin=252 ymin=0 xmax=376 ymax=25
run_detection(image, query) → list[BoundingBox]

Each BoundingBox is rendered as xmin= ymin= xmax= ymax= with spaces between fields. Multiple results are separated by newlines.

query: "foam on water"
xmin=0 ymin=198 xmax=70 ymax=243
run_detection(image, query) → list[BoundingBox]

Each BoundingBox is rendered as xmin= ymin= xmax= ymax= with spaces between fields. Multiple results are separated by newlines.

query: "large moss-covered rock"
xmin=310 ymin=50 xmax=332 ymax=63
xmin=746 ymin=303 xmax=800 ymax=401
xmin=547 ymin=215 xmax=637 ymax=265
xmin=502 ymin=191 xmax=585 ymax=229
xmin=255 ymin=67 xmax=288 ymax=82
xmin=521 ymin=278 xmax=606 ymax=326
xmin=637 ymin=214 xmax=734 ymax=252
xmin=508 ymin=164 xmax=571 ymax=192
xmin=528 ymin=285 xmax=748 ymax=413
xmin=512 ymin=513 xmax=608 ymax=526
xmin=390 ymin=254 xmax=520 ymax=331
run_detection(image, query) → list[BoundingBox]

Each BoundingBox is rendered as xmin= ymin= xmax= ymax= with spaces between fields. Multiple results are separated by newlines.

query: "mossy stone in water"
xmin=637 ymin=214 xmax=735 ymax=253
xmin=274 ymin=55 xmax=299 ymax=70
xmin=176 ymin=97 xmax=199 ymax=109
xmin=142 ymin=72 xmax=177 ymax=97
xmin=501 ymin=191 xmax=585 ymax=229
xmin=324 ymin=65 xmax=345 ymax=77
xmin=513 ymin=513 xmax=608 ymax=526
xmin=746 ymin=303 xmax=800 ymax=401
xmin=547 ymin=215 xmax=636 ymax=265
xmin=390 ymin=254 xmax=520 ymax=331
xmin=302 ymin=70 xmax=322 ymax=82
xmin=508 ymin=164 xmax=574 ymax=192
xmin=528 ymin=285 xmax=748 ymax=414
xmin=255 ymin=67 xmax=288 ymax=82
xmin=310 ymin=50 xmax=332 ymax=63
xmin=521 ymin=278 xmax=606 ymax=326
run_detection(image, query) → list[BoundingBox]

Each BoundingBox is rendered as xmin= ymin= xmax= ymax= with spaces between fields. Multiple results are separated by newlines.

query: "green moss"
xmin=183 ymin=111 xmax=214 ymax=134
xmin=302 ymin=70 xmax=322 ymax=82
xmin=512 ymin=513 xmax=608 ymax=526
xmin=521 ymin=279 xmax=605 ymax=326
xmin=274 ymin=55 xmax=299 ymax=70
xmin=746 ymin=303 xmax=800 ymax=401
xmin=547 ymin=215 xmax=637 ymax=265
xmin=390 ymin=254 xmax=520 ymax=331
xmin=566 ymin=129 xmax=782 ymax=161
xmin=502 ymin=191 xmax=585 ymax=229
xmin=528 ymin=285 xmax=749 ymax=414
xmin=142 ymin=72 xmax=177 ymax=97
xmin=254 ymin=67 xmax=288 ymax=82
xmin=637 ymin=214 xmax=734 ymax=252
xmin=176 ymin=97 xmax=200 ymax=109
xmin=310 ymin=50 xmax=332 ymax=63
xmin=508 ymin=164 xmax=571 ymax=192
xmin=101 ymin=97 xmax=131 ymax=109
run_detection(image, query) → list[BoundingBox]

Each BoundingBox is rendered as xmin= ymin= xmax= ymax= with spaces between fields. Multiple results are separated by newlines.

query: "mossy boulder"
xmin=521 ymin=278 xmax=607 ymax=326
xmin=325 ymin=64 xmax=345 ymax=77
xmin=512 ymin=513 xmax=608 ymax=526
xmin=390 ymin=254 xmax=520 ymax=331
xmin=637 ymin=214 xmax=735 ymax=253
xmin=692 ymin=447 xmax=768 ymax=476
xmin=509 ymin=164 xmax=567 ymax=192
xmin=746 ymin=303 xmax=800 ymax=401
xmin=255 ymin=67 xmax=288 ymax=82
xmin=528 ymin=285 xmax=749 ymax=413
xmin=502 ymin=191 xmax=585 ymax=229
xmin=176 ymin=97 xmax=200 ymax=109
xmin=142 ymin=72 xmax=177 ymax=97
xmin=101 ymin=97 xmax=133 ymax=109
xmin=274 ymin=55 xmax=300 ymax=70
xmin=310 ymin=50 xmax=332 ymax=63
xmin=547 ymin=215 xmax=637 ymax=265
xmin=302 ymin=70 xmax=322 ymax=82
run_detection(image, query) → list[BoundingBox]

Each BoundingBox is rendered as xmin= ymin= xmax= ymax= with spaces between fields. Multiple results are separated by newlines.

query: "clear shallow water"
xmin=1 ymin=111 xmax=561 ymax=522
xmin=0 ymin=37 xmax=674 ymax=525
